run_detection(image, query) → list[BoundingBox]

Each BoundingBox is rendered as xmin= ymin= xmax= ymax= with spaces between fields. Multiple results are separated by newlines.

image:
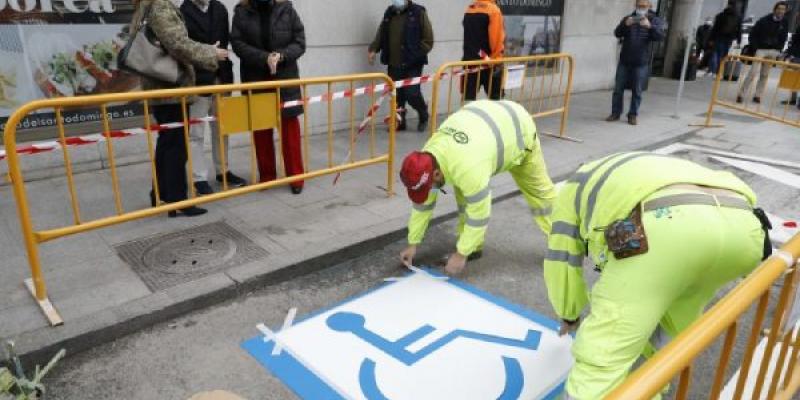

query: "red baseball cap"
xmin=400 ymin=151 xmax=435 ymax=204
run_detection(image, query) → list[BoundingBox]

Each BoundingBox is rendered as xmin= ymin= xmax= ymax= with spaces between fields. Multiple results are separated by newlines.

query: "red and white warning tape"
xmin=0 ymin=56 xmax=493 ymax=162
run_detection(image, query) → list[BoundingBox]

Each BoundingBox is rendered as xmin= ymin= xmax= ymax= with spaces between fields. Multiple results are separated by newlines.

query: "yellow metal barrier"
xmin=698 ymin=54 xmax=800 ymax=129
xmin=607 ymin=233 xmax=800 ymax=400
xmin=3 ymin=73 xmax=396 ymax=326
xmin=429 ymin=53 xmax=576 ymax=141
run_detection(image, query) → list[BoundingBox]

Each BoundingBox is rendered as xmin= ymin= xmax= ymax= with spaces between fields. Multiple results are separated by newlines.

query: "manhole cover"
xmin=116 ymin=221 xmax=268 ymax=291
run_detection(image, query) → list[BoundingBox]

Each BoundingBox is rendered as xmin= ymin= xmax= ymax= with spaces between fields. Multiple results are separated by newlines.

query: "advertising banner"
xmin=498 ymin=0 xmax=565 ymax=59
xmin=0 ymin=1 xmax=140 ymax=133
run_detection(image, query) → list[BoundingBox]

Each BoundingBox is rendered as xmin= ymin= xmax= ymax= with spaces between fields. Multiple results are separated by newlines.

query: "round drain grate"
xmin=141 ymin=232 xmax=238 ymax=275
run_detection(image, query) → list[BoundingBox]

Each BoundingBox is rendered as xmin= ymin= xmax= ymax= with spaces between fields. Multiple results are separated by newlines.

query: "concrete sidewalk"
xmin=0 ymin=76 xmax=796 ymax=364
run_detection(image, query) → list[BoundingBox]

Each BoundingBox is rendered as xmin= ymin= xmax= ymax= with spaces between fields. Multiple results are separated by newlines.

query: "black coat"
xmin=614 ymin=10 xmax=666 ymax=67
xmin=180 ymin=0 xmax=234 ymax=86
xmin=749 ymin=14 xmax=789 ymax=51
xmin=709 ymin=8 xmax=742 ymax=44
xmin=231 ymin=0 xmax=305 ymax=118
xmin=787 ymin=26 xmax=800 ymax=59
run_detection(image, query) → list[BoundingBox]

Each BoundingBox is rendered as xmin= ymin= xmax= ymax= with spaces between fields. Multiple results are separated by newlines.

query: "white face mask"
xmin=392 ymin=0 xmax=406 ymax=9
xmin=635 ymin=8 xmax=648 ymax=16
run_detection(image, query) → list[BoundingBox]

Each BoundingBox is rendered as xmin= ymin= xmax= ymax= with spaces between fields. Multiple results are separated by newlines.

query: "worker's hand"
xmin=368 ymin=51 xmax=377 ymax=65
xmin=400 ymin=245 xmax=417 ymax=268
xmin=444 ymin=252 xmax=467 ymax=275
xmin=640 ymin=17 xmax=651 ymax=29
xmin=267 ymin=52 xmax=281 ymax=75
xmin=625 ymin=17 xmax=634 ymax=26
xmin=558 ymin=319 xmax=580 ymax=336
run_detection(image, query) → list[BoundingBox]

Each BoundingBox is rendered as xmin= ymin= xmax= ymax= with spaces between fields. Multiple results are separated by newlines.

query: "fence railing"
xmin=429 ymin=53 xmax=576 ymax=140
xmin=699 ymin=54 xmax=800 ymax=129
xmin=607 ymin=233 xmax=800 ymax=400
xmin=2 ymin=73 xmax=396 ymax=326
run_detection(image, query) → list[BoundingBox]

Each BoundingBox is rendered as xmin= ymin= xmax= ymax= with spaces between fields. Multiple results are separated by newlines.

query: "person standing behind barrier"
xmin=180 ymin=0 xmax=248 ymax=195
xmin=736 ymin=1 xmax=790 ymax=105
xmin=398 ymin=100 xmax=556 ymax=275
xmin=545 ymin=153 xmax=770 ymax=399
xmin=462 ymin=0 xmax=505 ymax=101
xmin=695 ymin=17 xmax=713 ymax=72
xmin=368 ymin=0 xmax=434 ymax=132
xmin=606 ymin=0 xmax=665 ymax=126
xmin=708 ymin=0 xmax=742 ymax=76
xmin=131 ymin=0 xmax=228 ymax=217
xmin=231 ymin=0 xmax=306 ymax=195
xmin=780 ymin=21 xmax=799 ymax=107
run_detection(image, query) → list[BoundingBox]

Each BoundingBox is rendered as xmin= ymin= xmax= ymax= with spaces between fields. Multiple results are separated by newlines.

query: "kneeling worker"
xmin=544 ymin=152 xmax=772 ymax=399
xmin=399 ymin=100 xmax=556 ymax=274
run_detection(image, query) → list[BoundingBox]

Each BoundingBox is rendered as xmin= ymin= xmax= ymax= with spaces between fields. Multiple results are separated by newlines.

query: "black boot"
xmin=397 ymin=111 xmax=407 ymax=131
xmin=417 ymin=112 xmax=429 ymax=132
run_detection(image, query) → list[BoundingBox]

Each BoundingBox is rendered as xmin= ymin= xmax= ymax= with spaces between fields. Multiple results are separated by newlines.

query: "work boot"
xmin=194 ymin=181 xmax=214 ymax=196
xmin=468 ymin=250 xmax=483 ymax=261
xmin=628 ymin=115 xmax=638 ymax=125
xmin=605 ymin=114 xmax=620 ymax=122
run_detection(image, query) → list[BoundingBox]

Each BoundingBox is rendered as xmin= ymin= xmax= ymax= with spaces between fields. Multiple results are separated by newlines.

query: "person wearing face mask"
xmin=606 ymin=0 xmax=665 ymax=126
xmin=736 ymin=1 xmax=790 ymax=105
xmin=231 ymin=0 xmax=306 ymax=195
xmin=708 ymin=0 xmax=743 ymax=76
xmin=368 ymin=0 xmax=434 ymax=132
xmin=398 ymin=100 xmax=556 ymax=275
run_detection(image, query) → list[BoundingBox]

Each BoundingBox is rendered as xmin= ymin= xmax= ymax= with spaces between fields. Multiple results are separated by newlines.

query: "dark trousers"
xmin=388 ymin=65 xmax=429 ymax=120
xmin=612 ymin=63 xmax=649 ymax=117
xmin=254 ymin=116 xmax=304 ymax=189
xmin=152 ymin=104 xmax=189 ymax=203
xmin=709 ymin=40 xmax=733 ymax=75
xmin=464 ymin=68 xmax=504 ymax=101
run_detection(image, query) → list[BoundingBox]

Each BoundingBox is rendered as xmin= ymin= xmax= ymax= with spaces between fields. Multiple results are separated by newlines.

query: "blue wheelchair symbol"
xmin=326 ymin=311 xmax=542 ymax=400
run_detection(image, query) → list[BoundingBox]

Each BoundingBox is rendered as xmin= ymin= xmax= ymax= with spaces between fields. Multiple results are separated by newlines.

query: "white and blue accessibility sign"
xmin=242 ymin=268 xmax=573 ymax=399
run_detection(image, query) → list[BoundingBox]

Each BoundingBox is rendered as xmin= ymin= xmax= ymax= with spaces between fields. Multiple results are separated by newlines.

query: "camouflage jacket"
xmin=130 ymin=0 xmax=218 ymax=97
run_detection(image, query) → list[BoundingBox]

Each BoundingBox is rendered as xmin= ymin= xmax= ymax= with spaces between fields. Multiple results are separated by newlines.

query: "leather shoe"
xmin=753 ymin=97 xmax=761 ymax=104
xmin=168 ymin=206 xmax=207 ymax=218
xmin=736 ymin=96 xmax=743 ymax=103
xmin=605 ymin=114 xmax=620 ymax=122
xmin=290 ymin=186 xmax=303 ymax=195
xmin=194 ymin=181 xmax=214 ymax=196
xmin=627 ymin=115 xmax=638 ymax=125
xmin=216 ymin=172 xmax=247 ymax=187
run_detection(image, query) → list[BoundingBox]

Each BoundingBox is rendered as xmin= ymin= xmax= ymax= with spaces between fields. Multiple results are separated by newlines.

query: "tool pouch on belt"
xmin=753 ymin=207 xmax=773 ymax=260
xmin=605 ymin=206 xmax=649 ymax=259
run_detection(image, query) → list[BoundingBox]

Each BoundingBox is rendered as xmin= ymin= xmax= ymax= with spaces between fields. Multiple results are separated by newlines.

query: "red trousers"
xmin=253 ymin=116 xmax=304 ymax=188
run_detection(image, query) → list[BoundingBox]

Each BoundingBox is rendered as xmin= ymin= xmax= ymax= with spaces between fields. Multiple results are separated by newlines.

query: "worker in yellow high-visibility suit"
xmin=399 ymin=100 xmax=556 ymax=274
xmin=544 ymin=152 xmax=771 ymax=399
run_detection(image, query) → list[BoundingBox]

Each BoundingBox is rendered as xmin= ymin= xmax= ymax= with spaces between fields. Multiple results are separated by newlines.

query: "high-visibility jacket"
xmin=408 ymin=100 xmax=538 ymax=256
xmin=463 ymin=0 xmax=505 ymax=60
xmin=544 ymin=152 xmax=757 ymax=321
